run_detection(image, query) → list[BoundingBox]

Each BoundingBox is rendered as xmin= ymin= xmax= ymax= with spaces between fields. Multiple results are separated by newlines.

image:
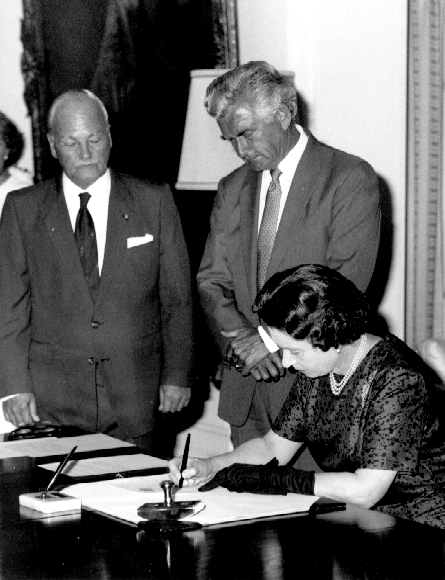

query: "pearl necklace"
xmin=329 ymin=334 xmax=368 ymax=396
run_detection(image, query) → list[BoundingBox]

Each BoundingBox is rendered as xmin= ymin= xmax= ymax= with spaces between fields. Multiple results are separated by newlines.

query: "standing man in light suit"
xmin=0 ymin=89 xmax=194 ymax=454
xmin=198 ymin=61 xmax=381 ymax=448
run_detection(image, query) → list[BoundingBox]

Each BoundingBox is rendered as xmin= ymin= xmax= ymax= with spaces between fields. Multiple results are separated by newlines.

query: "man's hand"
xmin=248 ymin=352 xmax=285 ymax=381
xmin=159 ymin=385 xmax=191 ymax=413
xmin=2 ymin=393 xmax=40 ymax=426
xmin=222 ymin=328 xmax=285 ymax=381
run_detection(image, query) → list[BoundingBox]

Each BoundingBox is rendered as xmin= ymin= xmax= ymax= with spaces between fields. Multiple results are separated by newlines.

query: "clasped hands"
xmin=222 ymin=327 xmax=285 ymax=381
xmin=168 ymin=456 xmax=315 ymax=495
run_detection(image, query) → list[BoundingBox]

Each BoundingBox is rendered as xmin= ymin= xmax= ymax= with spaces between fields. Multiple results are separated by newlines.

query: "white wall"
xmin=237 ymin=0 xmax=407 ymax=338
xmin=0 ymin=1 xmax=33 ymax=174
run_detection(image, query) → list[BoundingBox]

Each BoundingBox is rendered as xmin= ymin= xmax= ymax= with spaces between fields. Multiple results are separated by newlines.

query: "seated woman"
xmin=170 ymin=264 xmax=445 ymax=528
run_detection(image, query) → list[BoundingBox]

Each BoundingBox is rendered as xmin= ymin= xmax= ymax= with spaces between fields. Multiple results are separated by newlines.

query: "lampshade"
xmin=176 ymin=70 xmax=242 ymax=190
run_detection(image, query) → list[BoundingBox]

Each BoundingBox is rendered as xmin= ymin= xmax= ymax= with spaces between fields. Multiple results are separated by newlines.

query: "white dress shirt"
xmin=257 ymin=125 xmax=308 ymax=351
xmin=257 ymin=124 xmax=308 ymax=231
xmin=63 ymin=169 xmax=111 ymax=275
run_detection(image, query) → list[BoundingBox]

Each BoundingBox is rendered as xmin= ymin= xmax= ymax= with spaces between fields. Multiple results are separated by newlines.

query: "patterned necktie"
xmin=257 ymin=168 xmax=282 ymax=291
xmin=75 ymin=192 xmax=99 ymax=299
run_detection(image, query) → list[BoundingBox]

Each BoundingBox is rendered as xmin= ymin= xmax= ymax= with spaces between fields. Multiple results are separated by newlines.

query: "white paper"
xmin=0 ymin=446 xmax=24 ymax=459
xmin=40 ymin=453 xmax=168 ymax=477
xmin=63 ymin=474 xmax=319 ymax=527
xmin=0 ymin=434 xmax=134 ymax=460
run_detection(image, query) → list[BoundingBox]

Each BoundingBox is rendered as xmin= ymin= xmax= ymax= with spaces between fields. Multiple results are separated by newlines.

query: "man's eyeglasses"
xmin=7 ymin=423 xmax=85 ymax=441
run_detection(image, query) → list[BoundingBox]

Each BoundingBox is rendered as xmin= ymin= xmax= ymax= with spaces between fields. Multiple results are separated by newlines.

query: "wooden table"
xmin=2 ymin=454 xmax=445 ymax=579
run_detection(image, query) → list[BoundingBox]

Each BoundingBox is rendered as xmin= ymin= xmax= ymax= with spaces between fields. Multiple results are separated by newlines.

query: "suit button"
xmin=92 ymin=321 xmax=99 ymax=329
xmin=88 ymin=358 xmax=94 ymax=365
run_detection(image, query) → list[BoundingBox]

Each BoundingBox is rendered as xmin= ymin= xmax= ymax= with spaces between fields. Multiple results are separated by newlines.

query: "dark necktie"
xmin=75 ymin=192 xmax=99 ymax=299
xmin=257 ymin=168 xmax=282 ymax=291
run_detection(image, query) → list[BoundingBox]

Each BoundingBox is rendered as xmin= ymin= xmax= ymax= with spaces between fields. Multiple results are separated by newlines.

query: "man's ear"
xmin=47 ymin=133 xmax=58 ymax=160
xmin=275 ymin=104 xmax=293 ymax=130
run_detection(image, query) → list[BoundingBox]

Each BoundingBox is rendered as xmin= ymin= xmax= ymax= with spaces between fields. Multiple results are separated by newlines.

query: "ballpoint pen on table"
xmin=178 ymin=434 xmax=191 ymax=489
xmin=41 ymin=445 xmax=77 ymax=499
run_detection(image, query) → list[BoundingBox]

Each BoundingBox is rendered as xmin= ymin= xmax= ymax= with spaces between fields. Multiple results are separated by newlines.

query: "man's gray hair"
xmin=47 ymin=89 xmax=109 ymax=134
xmin=204 ymin=61 xmax=298 ymax=121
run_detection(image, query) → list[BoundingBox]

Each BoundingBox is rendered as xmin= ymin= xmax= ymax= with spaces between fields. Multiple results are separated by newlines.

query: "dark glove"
xmin=199 ymin=460 xmax=280 ymax=494
xmin=198 ymin=458 xmax=314 ymax=495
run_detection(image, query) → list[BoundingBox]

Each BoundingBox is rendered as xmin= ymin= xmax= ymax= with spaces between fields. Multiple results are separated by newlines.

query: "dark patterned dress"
xmin=274 ymin=334 xmax=445 ymax=528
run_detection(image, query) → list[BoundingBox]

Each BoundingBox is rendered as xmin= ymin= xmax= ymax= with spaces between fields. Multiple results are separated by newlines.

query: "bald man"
xmin=0 ymin=90 xmax=194 ymax=454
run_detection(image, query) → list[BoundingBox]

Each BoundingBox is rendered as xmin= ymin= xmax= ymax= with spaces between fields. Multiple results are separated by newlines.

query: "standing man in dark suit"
xmin=198 ymin=61 xmax=381 ymax=448
xmin=0 ymin=89 xmax=194 ymax=454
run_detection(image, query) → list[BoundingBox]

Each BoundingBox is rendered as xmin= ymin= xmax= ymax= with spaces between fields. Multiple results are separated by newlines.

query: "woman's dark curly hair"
xmin=0 ymin=111 xmax=25 ymax=168
xmin=253 ymin=264 xmax=369 ymax=351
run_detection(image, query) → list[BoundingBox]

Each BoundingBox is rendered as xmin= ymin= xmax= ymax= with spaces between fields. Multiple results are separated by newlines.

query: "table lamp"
xmin=175 ymin=69 xmax=243 ymax=191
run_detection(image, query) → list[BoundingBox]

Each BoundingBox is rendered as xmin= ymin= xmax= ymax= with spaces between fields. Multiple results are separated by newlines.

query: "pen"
xmin=178 ymin=434 xmax=191 ymax=489
xmin=41 ymin=445 xmax=77 ymax=499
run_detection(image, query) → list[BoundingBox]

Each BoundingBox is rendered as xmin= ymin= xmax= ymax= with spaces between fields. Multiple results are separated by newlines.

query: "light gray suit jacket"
xmin=198 ymin=133 xmax=380 ymax=427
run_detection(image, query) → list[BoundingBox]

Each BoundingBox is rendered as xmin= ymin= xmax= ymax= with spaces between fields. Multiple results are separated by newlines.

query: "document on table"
xmin=40 ymin=453 xmax=168 ymax=478
xmin=63 ymin=473 xmax=319 ymax=527
xmin=0 ymin=434 xmax=134 ymax=460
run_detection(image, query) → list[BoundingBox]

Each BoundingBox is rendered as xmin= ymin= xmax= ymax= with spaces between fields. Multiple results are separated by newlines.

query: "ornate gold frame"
xmin=212 ymin=0 xmax=239 ymax=69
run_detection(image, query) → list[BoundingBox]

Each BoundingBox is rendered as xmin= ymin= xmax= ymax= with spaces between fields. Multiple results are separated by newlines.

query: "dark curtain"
xmin=35 ymin=0 xmax=217 ymax=185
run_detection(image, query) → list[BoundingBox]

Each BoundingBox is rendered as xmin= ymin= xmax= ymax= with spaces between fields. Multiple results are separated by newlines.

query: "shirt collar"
xmin=62 ymin=169 xmax=111 ymax=198
xmin=277 ymin=124 xmax=308 ymax=177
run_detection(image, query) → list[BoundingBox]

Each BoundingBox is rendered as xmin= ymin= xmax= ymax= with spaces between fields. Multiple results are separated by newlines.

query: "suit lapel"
xmin=266 ymin=134 xmax=321 ymax=279
xmin=240 ymin=170 xmax=261 ymax=302
xmin=96 ymin=171 xmax=133 ymax=306
xmin=43 ymin=178 xmax=93 ymax=299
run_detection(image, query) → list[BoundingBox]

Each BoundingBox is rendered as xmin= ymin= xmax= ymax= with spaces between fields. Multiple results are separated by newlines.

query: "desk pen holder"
xmin=19 ymin=491 xmax=81 ymax=514
xmin=137 ymin=480 xmax=204 ymax=522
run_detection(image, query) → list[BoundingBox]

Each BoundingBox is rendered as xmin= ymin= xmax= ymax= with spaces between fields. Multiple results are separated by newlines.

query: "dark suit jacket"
xmin=0 ymin=171 xmax=194 ymax=437
xmin=198 ymin=133 xmax=381 ymax=427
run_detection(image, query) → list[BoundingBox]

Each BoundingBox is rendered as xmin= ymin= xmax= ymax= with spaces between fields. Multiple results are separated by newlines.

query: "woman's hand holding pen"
xmin=168 ymin=456 xmax=215 ymax=487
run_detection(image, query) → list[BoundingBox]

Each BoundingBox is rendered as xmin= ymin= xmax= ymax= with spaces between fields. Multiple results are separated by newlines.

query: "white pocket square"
xmin=127 ymin=234 xmax=153 ymax=248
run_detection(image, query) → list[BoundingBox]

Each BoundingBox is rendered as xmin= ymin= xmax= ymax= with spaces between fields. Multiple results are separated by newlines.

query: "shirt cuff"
xmin=258 ymin=325 xmax=279 ymax=353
